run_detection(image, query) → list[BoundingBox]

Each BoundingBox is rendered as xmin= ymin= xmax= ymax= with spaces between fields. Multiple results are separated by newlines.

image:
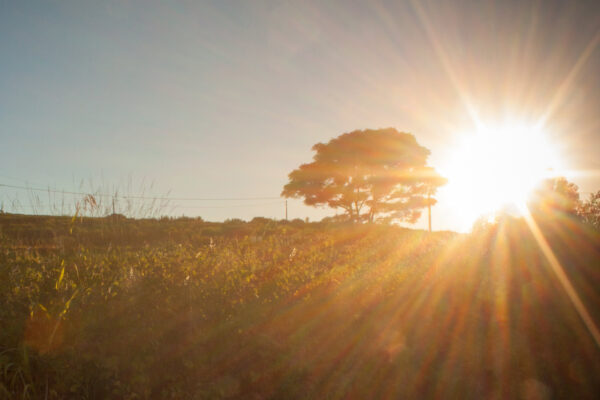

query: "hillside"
xmin=1 ymin=214 xmax=599 ymax=399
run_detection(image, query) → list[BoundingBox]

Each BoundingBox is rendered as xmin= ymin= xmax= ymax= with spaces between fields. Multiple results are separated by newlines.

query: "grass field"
xmin=1 ymin=213 xmax=599 ymax=399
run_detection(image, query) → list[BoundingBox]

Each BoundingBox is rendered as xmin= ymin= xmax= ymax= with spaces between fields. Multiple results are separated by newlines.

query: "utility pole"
xmin=427 ymin=192 xmax=432 ymax=233
xmin=285 ymin=200 xmax=288 ymax=221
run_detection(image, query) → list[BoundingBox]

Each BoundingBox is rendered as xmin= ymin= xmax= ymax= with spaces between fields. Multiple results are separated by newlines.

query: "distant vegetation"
xmin=1 ymin=211 xmax=599 ymax=399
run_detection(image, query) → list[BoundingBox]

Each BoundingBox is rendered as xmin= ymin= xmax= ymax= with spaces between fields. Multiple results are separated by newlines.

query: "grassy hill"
xmin=1 ymin=213 xmax=599 ymax=399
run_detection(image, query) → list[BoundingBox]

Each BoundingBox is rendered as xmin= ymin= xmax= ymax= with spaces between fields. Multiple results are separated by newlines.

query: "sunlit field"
xmin=1 ymin=212 xmax=599 ymax=399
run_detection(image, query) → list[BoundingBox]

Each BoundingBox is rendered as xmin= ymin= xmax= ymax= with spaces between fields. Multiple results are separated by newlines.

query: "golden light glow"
xmin=440 ymin=120 xmax=564 ymax=228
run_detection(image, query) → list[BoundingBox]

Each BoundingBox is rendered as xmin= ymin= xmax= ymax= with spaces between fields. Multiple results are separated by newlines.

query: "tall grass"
xmin=0 ymin=176 xmax=171 ymax=218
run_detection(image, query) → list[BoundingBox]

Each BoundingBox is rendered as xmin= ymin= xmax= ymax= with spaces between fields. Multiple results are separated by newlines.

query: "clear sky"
xmin=1 ymin=0 xmax=599 ymax=231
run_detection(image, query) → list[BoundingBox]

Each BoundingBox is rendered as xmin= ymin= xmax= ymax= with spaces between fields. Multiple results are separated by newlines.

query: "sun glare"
xmin=440 ymin=121 xmax=564 ymax=228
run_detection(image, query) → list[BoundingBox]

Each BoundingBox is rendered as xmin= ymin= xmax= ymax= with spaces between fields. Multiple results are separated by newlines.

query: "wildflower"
xmin=289 ymin=247 xmax=297 ymax=261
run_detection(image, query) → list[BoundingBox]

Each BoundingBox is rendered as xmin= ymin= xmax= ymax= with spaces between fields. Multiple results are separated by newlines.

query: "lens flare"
xmin=439 ymin=121 xmax=564 ymax=228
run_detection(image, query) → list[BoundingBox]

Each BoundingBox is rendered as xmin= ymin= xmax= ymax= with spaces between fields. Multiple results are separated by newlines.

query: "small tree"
xmin=528 ymin=176 xmax=580 ymax=216
xmin=282 ymin=128 xmax=446 ymax=223
xmin=578 ymin=190 xmax=600 ymax=229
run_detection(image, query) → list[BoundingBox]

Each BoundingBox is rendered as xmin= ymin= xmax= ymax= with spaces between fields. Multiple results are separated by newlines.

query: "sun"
xmin=439 ymin=121 xmax=564 ymax=228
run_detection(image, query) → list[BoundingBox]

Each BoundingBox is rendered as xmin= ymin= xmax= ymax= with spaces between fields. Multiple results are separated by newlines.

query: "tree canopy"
xmin=282 ymin=128 xmax=446 ymax=223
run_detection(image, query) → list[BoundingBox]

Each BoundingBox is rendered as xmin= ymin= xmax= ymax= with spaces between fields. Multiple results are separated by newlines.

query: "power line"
xmin=172 ymin=201 xmax=284 ymax=209
xmin=2 ymin=201 xmax=285 ymax=210
xmin=0 ymin=182 xmax=281 ymax=202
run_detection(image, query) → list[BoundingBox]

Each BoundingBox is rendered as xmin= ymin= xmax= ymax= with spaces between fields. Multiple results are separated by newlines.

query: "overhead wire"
xmin=0 ymin=182 xmax=281 ymax=202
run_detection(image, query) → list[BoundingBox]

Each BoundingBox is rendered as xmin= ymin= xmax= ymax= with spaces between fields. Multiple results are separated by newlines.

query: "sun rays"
xmin=405 ymin=2 xmax=600 ymax=364
xmin=408 ymin=0 xmax=599 ymax=231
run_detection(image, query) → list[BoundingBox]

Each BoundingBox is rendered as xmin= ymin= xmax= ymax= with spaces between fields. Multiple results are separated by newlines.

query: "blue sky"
xmin=1 ymin=0 xmax=599 ymax=231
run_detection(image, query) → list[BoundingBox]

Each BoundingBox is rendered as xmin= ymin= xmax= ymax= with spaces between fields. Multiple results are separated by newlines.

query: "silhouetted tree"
xmin=282 ymin=128 xmax=446 ymax=223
